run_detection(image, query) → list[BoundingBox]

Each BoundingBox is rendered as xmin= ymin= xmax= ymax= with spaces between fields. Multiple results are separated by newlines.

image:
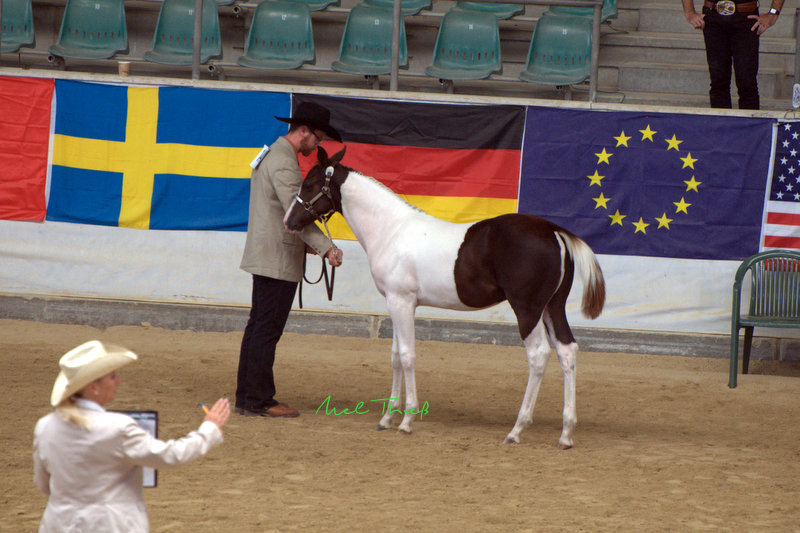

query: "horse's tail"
xmin=557 ymin=231 xmax=605 ymax=320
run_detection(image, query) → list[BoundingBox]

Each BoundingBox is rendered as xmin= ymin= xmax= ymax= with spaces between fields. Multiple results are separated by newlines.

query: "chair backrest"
xmin=1 ymin=0 xmax=35 ymax=53
xmin=519 ymin=11 xmax=592 ymax=86
xmin=331 ymin=3 xmax=408 ymax=76
xmin=454 ymin=1 xmax=523 ymax=20
xmin=363 ymin=0 xmax=432 ymax=16
xmin=48 ymin=0 xmax=128 ymax=59
xmin=238 ymin=0 xmax=315 ymax=70
xmin=547 ymin=0 xmax=617 ymax=22
xmin=282 ymin=0 xmax=340 ymax=12
xmin=735 ymin=250 xmax=800 ymax=319
xmin=424 ymin=7 xmax=502 ymax=81
xmin=143 ymin=0 xmax=222 ymax=65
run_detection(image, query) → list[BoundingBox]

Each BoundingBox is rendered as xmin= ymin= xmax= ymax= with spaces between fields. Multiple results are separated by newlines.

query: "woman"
xmin=33 ymin=340 xmax=230 ymax=532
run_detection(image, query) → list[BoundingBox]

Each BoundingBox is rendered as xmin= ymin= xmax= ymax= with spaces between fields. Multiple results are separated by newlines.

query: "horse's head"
xmin=284 ymin=146 xmax=348 ymax=233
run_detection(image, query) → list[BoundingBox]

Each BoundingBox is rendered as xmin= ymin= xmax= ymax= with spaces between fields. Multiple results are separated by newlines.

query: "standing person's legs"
xmin=236 ymin=275 xmax=298 ymax=411
xmin=731 ymin=12 xmax=760 ymax=109
xmin=703 ymin=10 xmax=734 ymax=109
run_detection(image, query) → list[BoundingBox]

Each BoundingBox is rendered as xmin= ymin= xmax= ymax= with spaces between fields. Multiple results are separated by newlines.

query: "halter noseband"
xmin=294 ymin=166 xmax=339 ymax=222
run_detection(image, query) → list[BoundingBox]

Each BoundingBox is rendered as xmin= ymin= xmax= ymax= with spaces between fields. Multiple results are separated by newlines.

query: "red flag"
xmin=0 ymin=76 xmax=54 ymax=221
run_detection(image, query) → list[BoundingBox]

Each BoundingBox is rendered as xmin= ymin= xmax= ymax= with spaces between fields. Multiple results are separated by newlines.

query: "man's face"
xmin=299 ymin=126 xmax=325 ymax=156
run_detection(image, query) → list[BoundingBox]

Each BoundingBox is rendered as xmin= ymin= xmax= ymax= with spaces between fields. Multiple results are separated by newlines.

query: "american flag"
xmin=762 ymin=122 xmax=800 ymax=251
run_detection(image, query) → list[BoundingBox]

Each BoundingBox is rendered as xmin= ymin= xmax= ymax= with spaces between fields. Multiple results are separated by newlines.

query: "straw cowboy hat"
xmin=50 ymin=341 xmax=138 ymax=406
xmin=276 ymin=102 xmax=342 ymax=143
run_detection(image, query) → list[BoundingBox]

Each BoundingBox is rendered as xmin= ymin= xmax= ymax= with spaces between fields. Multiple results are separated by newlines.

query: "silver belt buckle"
xmin=716 ymin=0 xmax=736 ymax=15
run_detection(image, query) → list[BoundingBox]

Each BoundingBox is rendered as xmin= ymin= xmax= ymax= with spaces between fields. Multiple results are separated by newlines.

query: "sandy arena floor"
xmin=2 ymin=318 xmax=799 ymax=532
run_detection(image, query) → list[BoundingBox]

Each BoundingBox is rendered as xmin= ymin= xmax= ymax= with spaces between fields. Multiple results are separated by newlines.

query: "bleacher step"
xmin=619 ymin=61 xmax=785 ymax=97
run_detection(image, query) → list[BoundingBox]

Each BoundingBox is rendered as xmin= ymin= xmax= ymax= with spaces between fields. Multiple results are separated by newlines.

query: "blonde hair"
xmin=55 ymin=395 xmax=90 ymax=429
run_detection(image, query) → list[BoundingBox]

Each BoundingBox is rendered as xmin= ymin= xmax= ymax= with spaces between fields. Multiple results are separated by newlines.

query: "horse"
xmin=284 ymin=147 xmax=605 ymax=449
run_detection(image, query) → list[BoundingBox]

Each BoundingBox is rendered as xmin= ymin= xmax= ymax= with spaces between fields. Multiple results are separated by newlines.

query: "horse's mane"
xmin=347 ymin=170 xmax=424 ymax=214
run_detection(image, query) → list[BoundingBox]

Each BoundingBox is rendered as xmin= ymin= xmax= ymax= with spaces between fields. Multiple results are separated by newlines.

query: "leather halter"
xmin=293 ymin=166 xmax=339 ymax=222
xmin=295 ymin=165 xmax=339 ymax=309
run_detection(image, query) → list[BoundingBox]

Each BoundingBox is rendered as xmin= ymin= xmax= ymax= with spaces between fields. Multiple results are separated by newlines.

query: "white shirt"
xmin=33 ymin=398 xmax=223 ymax=532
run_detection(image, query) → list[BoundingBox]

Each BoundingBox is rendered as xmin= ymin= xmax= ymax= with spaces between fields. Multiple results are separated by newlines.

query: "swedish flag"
xmin=47 ymin=80 xmax=290 ymax=231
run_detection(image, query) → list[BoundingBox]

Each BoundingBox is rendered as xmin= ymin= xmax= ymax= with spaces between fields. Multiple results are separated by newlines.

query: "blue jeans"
xmin=702 ymin=6 xmax=760 ymax=109
xmin=236 ymin=274 xmax=298 ymax=410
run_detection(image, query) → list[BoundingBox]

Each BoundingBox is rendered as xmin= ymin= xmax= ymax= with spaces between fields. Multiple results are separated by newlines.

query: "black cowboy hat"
xmin=275 ymin=102 xmax=342 ymax=143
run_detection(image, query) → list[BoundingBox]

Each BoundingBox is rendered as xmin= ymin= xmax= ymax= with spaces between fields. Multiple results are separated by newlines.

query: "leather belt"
xmin=703 ymin=0 xmax=759 ymax=14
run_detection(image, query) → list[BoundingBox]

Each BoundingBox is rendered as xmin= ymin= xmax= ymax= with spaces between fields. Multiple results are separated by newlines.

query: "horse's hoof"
xmin=558 ymin=442 xmax=573 ymax=450
xmin=503 ymin=437 xmax=519 ymax=445
xmin=398 ymin=427 xmax=412 ymax=435
xmin=376 ymin=424 xmax=389 ymax=431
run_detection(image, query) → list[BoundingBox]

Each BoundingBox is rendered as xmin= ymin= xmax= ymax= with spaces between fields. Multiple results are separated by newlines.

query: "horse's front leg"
xmin=376 ymin=330 xmax=403 ymax=431
xmin=383 ymin=294 xmax=418 ymax=434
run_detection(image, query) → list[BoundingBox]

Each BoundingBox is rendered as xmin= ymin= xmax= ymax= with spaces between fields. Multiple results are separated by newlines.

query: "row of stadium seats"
xmin=1 ymin=0 xmax=615 ymax=91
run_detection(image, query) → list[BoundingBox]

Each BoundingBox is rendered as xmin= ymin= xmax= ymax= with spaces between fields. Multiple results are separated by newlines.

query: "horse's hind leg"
xmin=504 ymin=320 xmax=551 ymax=444
xmin=543 ymin=308 xmax=578 ymax=450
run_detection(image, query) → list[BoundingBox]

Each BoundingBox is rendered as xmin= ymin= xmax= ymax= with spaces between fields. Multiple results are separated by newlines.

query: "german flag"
xmin=294 ymin=94 xmax=524 ymax=241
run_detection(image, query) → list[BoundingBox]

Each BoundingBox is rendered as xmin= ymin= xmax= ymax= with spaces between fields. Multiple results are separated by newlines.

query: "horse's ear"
xmin=331 ymin=146 xmax=346 ymax=164
xmin=317 ymin=146 xmax=329 ymax=164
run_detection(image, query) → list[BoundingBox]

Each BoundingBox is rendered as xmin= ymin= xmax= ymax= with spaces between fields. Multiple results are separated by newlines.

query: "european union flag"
xmin=518 ymin=107 xmax=774 ymax=260
xmin=47 ymin=80 xmax=290 ymax=231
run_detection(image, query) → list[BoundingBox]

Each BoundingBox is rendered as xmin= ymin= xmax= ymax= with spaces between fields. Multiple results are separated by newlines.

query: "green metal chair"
xmin=729 ymin=250 xmax=800 ymax=388
xmin=331 ymin=3 xmax=408 ymax=83
xmin=363 ymin=0 xmax=432 ymax=16
xmin=1 ymin=0 xmax=35 ymax=53
xmin=48 ymin=0 xmax=128 ymax=59
xmin=282 ymin=0 xmax=340 ymax=12
xmin=454 ymin=1 xmax=523 ymax=20
xmin=519 ymin=11 xmax=592 ymax=90
xmin=424 ymin=7 xmax=502 ymax=84
xmin=237 ymin=0 xmax=315 ymax=70
xmin=143 ymin=0 xmax=222 ymax=65
xmin=546 ymin=0 xmax=617 ymax=22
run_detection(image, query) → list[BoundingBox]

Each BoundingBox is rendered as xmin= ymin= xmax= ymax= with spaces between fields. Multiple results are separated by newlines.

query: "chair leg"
xmin=439 ymin=79 xmax=454 ymax=94
xmin=742 ymin=326 xmax=754 ymax=375
xmin=729 ymin=326 xmax=739 ymax=388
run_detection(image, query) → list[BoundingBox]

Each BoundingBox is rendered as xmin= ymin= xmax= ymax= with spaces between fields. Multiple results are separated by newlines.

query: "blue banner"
xmin=519 ymin=107 xmax=773 ymax=260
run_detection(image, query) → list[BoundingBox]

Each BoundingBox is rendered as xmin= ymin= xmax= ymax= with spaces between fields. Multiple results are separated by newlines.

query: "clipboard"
xmin=111 ymin=410 xmax=159 ymax=487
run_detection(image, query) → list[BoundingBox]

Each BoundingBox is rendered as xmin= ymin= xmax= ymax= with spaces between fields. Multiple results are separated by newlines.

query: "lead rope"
xmin=298 ymin=216 xmax=338 ymax=309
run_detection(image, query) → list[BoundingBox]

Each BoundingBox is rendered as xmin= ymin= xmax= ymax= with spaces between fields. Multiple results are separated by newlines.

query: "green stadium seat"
xmin=143 ymin=0 xmax=222 ymax=65
xmin=546 ymin=0 xmax=617 ymax=22
xmin=237 ymin=0 xmax=315 ymax=70
xmin=1 ymin=0 xmax=35 ymax=53
xmin=282 ymin=0 xmax=340 ymax=11
xmin=331 ymin=3 xmax=408 ymax=77
xmin=424 ymin=7 xmax=502 ymax=82
xmin=519 ymin=11 xmax=592 ymax=88
xmin=363 ymin=0 xmax=432 ymax=16
xmin=454 ymin=1 xmax=523 ymax=20
xmin=48 ymin=0 xmax=128 ymax=59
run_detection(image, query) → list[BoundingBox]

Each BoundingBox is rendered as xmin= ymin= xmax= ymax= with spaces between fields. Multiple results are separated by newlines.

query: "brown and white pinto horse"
xmin=285 ymin=147 xmax=605 ymax=448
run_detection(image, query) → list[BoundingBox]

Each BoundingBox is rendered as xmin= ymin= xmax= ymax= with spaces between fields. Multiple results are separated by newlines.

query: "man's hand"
xmin=685 ymin=11 xmax=705 ymax=29
xmin=325 ymin=246 xmax=343 ymax=267
xmin=748 ymin=13 xmax=777 ymax=35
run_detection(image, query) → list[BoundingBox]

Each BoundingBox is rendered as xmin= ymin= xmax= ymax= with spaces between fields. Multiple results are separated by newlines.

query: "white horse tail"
xmin=557 ymin=231 xmax=606 ymax=319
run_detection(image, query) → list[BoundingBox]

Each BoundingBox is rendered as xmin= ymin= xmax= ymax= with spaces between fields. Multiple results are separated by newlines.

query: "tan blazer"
xmin=240 ymin=136 xmax=331 ymax=282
